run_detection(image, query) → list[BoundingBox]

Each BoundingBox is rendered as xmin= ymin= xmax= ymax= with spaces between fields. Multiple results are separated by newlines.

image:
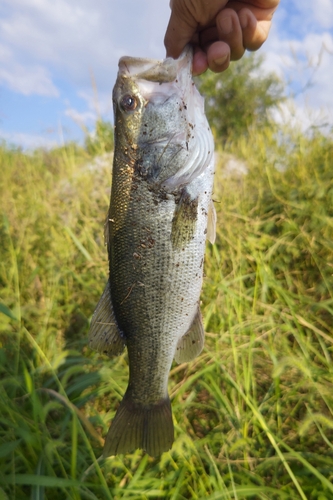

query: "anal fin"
xmin=174 ymin=308 xmax=205 ymax=364
xmin=88 ymin=280 xmax=125 ymax=357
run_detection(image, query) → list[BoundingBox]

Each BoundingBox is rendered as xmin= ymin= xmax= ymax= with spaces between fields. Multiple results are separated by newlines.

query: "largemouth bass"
xmin=88 ymin=47 xmax=215 ymax=457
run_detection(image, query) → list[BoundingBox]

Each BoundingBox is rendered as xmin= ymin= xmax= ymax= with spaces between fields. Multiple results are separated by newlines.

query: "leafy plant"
xmin=1 ymin=119 xmax=333 ymax=498
xmin=85 ymin=120 xmax=114 ymax=156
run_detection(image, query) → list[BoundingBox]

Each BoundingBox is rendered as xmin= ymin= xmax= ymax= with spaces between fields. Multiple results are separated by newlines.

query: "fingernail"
xmin=214 ymin=54 xmax=228 ymax=66
xmin=219 ymin=15 xmax=232 ymax=35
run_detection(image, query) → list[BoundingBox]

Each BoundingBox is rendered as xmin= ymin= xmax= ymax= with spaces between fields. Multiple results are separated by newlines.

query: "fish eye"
xmin=120 ymin=94 xmax=138 ymax=112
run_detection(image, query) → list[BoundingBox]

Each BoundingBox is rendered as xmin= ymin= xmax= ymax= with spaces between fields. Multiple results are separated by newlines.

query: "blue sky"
xmin=0 ymin=0 xmax=332 ymax=149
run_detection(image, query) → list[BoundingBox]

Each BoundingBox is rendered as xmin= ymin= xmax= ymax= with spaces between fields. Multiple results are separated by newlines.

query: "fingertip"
xmin=238 ymin=8 xmax=270 ymax=51
xmin=192 ymin=50 xmax=208 ymax=76
xmin=207 ymin=41 xmax=230 ymax=73
xmin=216 ymin=9 xmax=244 ymax=61
xmin=210 ymin=55 xmax=230 ymax=73
xmin=164 ymin=31 xmax=181 ymax=59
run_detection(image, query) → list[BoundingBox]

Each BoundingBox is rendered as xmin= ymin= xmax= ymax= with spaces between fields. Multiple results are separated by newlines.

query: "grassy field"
xmin=1 ymin=123 xmax=333 ymax=499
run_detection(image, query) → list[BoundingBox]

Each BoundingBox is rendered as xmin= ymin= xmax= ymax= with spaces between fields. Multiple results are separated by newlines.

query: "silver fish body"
xmin=89 ymin=47 xmax=215 ymax=456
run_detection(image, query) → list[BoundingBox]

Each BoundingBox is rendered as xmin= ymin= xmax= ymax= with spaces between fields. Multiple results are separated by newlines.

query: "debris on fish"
xmin=88 ymin=46 xmax=215 ymax=457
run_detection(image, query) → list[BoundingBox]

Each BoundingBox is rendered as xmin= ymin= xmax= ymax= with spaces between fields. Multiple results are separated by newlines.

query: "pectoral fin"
xmin=207 ymin=200 xmax=216 ymax=244
xmin=171 ymin=188 xmax=198 ymax=249
xmin=88 ymin=280 xmax=125 ymax=357
xmin=174 ymin=309 xmax=205 ymax=364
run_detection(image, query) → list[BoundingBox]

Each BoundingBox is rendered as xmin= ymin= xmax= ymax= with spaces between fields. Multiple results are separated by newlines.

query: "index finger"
xmin=164 ymin=0 xmax=229 ymax=59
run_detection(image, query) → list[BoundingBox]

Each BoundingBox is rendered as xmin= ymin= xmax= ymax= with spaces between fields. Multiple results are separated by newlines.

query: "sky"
xmin=0 ymin=0 xmax=332 ymax=149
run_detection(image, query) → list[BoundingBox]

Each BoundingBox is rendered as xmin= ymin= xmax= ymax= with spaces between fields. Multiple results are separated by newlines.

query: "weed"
xmin=0 ymin=125 xmax=333 ymax=499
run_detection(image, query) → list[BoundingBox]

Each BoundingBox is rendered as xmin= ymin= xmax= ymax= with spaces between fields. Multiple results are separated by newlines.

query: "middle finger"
xmin=216 ymin=8 xmax=245 ymax=60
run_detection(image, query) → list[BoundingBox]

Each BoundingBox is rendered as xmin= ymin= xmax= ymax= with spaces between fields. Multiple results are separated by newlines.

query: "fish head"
xmin=113 ymin=47 xmax=214 ymax=189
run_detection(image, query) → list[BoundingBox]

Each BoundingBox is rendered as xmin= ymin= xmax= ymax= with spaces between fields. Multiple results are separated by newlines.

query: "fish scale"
xmin=88 ymin=46 xmax=215 ymax=456
xmin=110 ymin=178 xmax=198 ymax=392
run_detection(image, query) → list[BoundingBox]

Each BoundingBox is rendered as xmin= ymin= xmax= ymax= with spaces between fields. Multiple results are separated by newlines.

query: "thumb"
xmin=164 ymin=11 xmax=197 ymax=59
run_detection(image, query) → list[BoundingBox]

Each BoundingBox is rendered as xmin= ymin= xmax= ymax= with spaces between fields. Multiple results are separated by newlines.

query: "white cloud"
xmin=302 ymin=0 xmax=333 ymax=30
xmin=1 ymin=0 xmax=100 ymax=58
xmin=64 ymin=108 xmax=96 ymax=128
xmin=0 ymin=0 xmax=171 ymax=145
xmin=0 ymin=0 xmax=332 ymax=148
xmin=0 ymin=62 xmax=59 ymax=97
xmin=0 ymin=128 xmax=58 ymax=149
xmin=63 ymin=88 xmax=114 ymax=131
xmin=0 ymin=42 xmax=59 ymax=96
xmin=0 ymin=0 xmax=170 ymax=92
xmin=272 ymin=99 xmax=333 ymax=134
xmin=260 ymin=12 xmax=333 ymax=131
xmin=77 ymin=89 xmax=113 ymax=119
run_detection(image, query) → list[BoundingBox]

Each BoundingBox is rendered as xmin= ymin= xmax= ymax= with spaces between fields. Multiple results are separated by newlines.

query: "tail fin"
xmin=103 ymin=391 xmax=174 ymax=457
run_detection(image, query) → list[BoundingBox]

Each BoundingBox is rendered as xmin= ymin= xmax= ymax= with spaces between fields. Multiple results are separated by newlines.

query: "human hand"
xmin=164 ymin=0 xmax=279 ymax=75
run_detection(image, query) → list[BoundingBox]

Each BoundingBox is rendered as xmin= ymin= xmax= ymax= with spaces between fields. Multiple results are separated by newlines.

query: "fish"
xmin=88 ymin=46 xmax=216 ymax=457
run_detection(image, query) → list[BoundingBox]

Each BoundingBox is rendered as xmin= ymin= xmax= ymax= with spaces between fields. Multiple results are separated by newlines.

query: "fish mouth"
xmin=117 ymin=47 xmax=194 ymax=113
xmin=118 ymin=46 xmax=192 ymax=84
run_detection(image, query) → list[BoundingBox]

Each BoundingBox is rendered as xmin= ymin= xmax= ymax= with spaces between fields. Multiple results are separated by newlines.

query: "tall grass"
xmin=0 ymin=125 xmax=333 ymax=499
